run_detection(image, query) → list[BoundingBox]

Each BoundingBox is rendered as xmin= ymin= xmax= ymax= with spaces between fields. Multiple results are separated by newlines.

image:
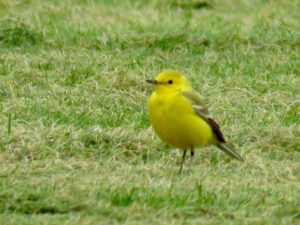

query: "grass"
xmin=0 ymin=0 xmax=300 ymax=224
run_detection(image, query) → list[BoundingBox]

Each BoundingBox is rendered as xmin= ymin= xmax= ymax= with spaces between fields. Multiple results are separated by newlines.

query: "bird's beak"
xmin=146 ymin=79 xmax=158 ymax=85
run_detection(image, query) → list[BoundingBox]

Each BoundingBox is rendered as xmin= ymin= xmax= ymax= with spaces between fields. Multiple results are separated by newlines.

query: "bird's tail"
xmin=216 ymin=142 xmax=244 ymax=162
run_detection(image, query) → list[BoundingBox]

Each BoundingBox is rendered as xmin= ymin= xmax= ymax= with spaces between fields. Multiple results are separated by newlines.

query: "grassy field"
xmin=0 ymin=0 xmax=300 ymax=224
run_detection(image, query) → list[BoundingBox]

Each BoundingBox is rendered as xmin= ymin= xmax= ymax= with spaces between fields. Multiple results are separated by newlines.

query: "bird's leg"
xmin=179 ymin=150 xmax=187 ymax=174
xmin=187 ymin=147 xmax=195 ymax=174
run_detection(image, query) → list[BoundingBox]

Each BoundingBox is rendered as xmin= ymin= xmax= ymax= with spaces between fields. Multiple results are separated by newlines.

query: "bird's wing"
xmin=181 ymin=90 xmax=226 ymax=143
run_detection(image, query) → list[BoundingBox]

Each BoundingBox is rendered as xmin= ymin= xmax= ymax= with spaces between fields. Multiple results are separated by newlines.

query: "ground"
xmin=0 ymin=0 xmax=299 ymax=224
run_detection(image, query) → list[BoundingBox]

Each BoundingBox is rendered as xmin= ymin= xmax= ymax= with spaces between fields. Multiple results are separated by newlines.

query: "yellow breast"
xmin=148 ymin=91 xmax=214 ymax=149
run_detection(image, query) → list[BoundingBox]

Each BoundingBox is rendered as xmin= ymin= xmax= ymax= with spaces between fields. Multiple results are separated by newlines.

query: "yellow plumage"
xmin=147 ymin=70 xmax=243 ymax=174
xmin=148 ymin=91 xmax=214 ymax=149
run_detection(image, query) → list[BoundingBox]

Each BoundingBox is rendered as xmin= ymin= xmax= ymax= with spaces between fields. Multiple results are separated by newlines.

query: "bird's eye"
xmin=168 ymin=80 xmax=173 ymax=84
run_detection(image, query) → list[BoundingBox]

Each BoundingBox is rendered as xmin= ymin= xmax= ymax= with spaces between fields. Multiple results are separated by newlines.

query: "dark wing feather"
xmin=207 ymin=118 xmax=226 ymax=143
xmin=182 ymin=91 xmax=226 ymax=143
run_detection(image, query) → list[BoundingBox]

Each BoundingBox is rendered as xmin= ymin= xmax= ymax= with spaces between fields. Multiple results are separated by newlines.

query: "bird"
xmin=146 ymin=70 xmax=243 ymax=174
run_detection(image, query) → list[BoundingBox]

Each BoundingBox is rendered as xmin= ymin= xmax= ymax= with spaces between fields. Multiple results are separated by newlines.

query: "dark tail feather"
xmin=217 ymin=143 xmax=244 ymax=162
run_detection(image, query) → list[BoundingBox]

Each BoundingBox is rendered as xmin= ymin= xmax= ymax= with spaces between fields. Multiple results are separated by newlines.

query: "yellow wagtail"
xmin=146 ymin=70 xmax=243 ymax=174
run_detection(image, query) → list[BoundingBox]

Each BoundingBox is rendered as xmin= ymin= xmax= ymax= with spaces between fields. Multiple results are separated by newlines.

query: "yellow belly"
xmin=148 ymin=92 xmax=214 ymax=149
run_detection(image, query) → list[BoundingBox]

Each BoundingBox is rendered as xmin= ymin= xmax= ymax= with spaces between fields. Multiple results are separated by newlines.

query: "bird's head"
xmin=146 ymin=70 xmax=191 ymax=94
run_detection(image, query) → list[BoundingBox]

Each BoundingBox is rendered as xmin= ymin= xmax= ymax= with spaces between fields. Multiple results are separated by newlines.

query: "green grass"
xmin=1 ymin=0 xmax=300 ymax=224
